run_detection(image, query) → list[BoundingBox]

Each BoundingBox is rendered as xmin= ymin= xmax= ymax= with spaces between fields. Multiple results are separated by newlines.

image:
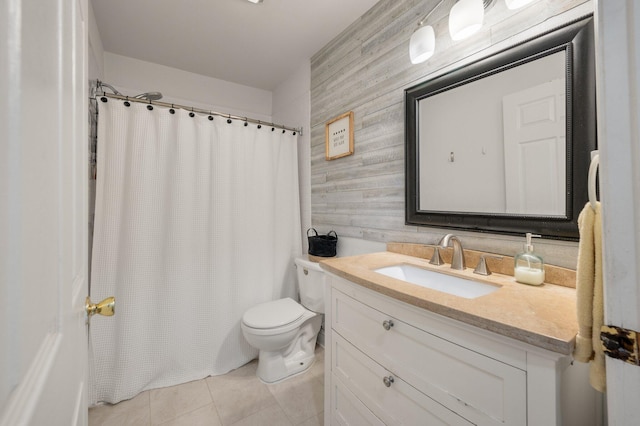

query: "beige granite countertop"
xmin=320 ymin=251 xmax=579 ymax=355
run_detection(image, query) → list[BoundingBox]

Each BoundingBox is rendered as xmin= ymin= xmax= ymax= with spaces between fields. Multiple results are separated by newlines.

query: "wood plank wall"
xmin=309 ymin=0 xmax=592 ymax=268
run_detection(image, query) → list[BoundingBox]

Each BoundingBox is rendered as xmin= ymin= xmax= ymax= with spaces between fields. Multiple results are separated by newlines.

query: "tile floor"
xmin=89 ymin=346 xmax=324 ymax=426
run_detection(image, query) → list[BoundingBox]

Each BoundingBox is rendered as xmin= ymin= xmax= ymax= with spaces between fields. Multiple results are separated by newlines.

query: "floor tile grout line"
xmin=155 ymin=401 xmax=221 ymax=426
xmin=150 ymin=379 xmax=217 ymax=426
xmin=90 ymin=346 xmax=324 ymax=426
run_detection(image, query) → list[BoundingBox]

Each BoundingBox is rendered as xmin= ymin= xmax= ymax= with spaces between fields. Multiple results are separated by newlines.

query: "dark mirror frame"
xmin=405 ymin=16 xmax=595 ymax=241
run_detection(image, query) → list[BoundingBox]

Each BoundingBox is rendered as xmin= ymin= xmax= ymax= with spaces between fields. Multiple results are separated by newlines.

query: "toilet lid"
xmin=243 ymin=297 xmax=305 ymax=329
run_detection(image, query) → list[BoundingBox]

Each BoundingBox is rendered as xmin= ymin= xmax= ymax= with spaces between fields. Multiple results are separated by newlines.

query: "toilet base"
xmin=256 ymin=314 xmax=322 ymax=383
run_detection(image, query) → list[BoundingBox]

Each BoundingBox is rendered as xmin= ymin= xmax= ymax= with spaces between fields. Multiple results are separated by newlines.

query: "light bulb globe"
xmin=449 ymin=0 xmax=484 ymax=41
xmin=409 ymin=25 xmax=436 ymax=64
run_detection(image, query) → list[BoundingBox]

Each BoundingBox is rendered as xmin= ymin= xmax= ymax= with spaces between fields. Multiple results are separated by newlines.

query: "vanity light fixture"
xmin=409 ymin=25 xmax=436 ymax=64
xmin=449 ymin=0 xmax=485 ymax=41
xmin=410 ymin=0 xmax=499 ymax=64
xmin=408 ymin=0 xmax=448 ymax=64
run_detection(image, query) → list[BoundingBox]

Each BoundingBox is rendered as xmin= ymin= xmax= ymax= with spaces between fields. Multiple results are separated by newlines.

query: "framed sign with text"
xmin=325 ymin=111 xmax=354 ymax=160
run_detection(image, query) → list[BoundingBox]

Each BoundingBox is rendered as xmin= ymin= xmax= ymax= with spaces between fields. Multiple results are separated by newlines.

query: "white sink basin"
xmin=373 ymin=264 xmax=500 ymax=299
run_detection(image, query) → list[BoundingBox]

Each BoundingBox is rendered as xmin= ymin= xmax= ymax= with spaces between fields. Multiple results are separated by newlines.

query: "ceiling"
xmin=91 ymin=0 xmax=379 ymax=91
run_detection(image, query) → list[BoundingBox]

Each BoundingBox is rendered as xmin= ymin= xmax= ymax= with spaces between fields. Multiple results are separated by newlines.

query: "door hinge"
xmin=600 ymin=325 xmax=640 ymax=366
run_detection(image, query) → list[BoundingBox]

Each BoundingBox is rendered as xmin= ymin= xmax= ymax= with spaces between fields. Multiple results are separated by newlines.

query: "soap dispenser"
xmin=514 ymin=233 xmax=545 ymax=285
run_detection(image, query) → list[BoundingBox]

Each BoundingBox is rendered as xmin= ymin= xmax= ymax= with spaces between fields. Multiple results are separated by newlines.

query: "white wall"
xmin=87 ymin=0 xmax=104 ymax=82
xmin=103 ymin=53 xmax=273 ymax=121
xmin=89 ymin=0 xmax=272 ymax=121
xmin=272 ymin=61 xmax=312 ymax=253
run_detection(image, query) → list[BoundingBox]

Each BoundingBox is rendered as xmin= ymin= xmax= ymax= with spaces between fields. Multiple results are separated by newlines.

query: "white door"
xmin=596 ymin=1 xmax=640 ymax=425
xmin=1 ymin=0 xmax=90 ymax=424
xmin=502 ymin=78 xmax=566 ymax=215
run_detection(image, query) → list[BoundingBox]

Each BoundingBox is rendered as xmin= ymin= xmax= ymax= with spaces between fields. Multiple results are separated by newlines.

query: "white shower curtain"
xmin=89 ymin=99 xmax=302 ymax=404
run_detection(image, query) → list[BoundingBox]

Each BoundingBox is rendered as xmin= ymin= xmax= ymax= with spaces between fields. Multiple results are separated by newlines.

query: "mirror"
xmin=405 ymin=17 xmax=595 ymax=240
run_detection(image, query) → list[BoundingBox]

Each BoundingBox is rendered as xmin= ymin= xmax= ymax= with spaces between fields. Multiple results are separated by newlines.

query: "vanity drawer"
xmin=330 ymin=373 xmax=385 ymax=426
xmin=332 ymin=333 xmax=472 ymax=426
xmin=332 ymin=288 xmax=527 ymax=426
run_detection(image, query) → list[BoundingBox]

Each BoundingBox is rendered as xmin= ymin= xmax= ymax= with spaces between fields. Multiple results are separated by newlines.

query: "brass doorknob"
xmin=85 ymin=296 xmax=115 ymax=318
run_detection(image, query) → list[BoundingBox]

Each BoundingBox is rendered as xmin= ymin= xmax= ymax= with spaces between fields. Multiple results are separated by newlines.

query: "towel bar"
xmin=588 ymin=150 xmax=599 ymax=209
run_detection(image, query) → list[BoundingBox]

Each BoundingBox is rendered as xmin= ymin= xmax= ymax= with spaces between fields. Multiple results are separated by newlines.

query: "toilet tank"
xmin=295 ymin=257 xmax=326 ymax=313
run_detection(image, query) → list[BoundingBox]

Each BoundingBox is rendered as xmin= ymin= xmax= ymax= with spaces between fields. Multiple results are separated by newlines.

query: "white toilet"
xmin=241 ymin=257 xmax=326 ymax=383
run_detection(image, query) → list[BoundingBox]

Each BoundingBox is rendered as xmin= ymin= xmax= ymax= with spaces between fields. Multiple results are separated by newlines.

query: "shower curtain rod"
xmin=96 ymin=92 xmax=303 ymax=136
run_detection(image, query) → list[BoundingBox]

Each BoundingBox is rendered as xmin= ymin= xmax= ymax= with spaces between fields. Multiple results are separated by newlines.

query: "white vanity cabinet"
xmin=323 ymin=272 xmax=601 ymax=426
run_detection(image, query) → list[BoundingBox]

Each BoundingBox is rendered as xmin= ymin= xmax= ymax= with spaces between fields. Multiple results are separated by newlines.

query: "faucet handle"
xmin=426 ymin=245 xmax=444 ymax=266
xmin=473 ymin=254 xmax=503 ymax=276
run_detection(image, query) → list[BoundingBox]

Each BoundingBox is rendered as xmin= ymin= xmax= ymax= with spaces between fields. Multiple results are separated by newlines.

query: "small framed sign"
xmin=325 ymin=111 xmax=354 ymax=160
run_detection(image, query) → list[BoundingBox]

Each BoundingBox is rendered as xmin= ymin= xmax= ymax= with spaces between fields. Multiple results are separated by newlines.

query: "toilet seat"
xmin=242 ymin=298 xmax=311 ymax=336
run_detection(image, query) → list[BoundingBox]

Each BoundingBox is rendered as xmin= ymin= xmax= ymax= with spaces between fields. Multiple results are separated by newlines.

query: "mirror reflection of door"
xmin=417 ymin=51 xmax=566 ymax=216
xmin=502 ymin=78 xmax=566 ymax=215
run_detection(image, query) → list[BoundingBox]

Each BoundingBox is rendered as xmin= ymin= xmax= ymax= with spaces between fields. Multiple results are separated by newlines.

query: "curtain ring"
xmin=169 ymin=104 xmax=175 ymax=114
xmin=257 ymin=120 xmax=262 ymax=129
xmin=124 ymin=96 xmax=130 ymax=107
xmin=189 ymin=107 xmax=195 ymax=118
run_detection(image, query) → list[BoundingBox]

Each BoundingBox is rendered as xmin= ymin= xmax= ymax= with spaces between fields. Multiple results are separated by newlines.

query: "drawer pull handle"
xmin=382 ymin=319 xmax=394 ymax=330
xmin=382 ymin=376 xmax=395 ymax=387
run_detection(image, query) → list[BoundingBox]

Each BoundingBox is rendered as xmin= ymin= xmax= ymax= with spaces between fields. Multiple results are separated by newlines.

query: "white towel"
xmin=573 ymin=201 xmax=605 ymax=392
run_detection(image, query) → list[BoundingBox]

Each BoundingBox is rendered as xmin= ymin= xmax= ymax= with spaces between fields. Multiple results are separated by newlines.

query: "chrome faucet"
xmin=439 ymin=234 xmax=466 ymax=270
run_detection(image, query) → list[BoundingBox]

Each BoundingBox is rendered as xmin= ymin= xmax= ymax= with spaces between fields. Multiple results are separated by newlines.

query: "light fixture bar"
xmin=415 ymin=0 xmax=449 ymax=26
xmin=505 ymin=0 xmax=535 ymax=9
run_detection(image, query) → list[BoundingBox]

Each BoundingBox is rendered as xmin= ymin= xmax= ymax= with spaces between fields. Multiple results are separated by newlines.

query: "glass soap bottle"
xmin=514 ymin=233 xmax=545 ymax=285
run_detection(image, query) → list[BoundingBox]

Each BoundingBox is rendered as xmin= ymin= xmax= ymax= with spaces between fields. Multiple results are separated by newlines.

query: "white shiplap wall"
xmin=310 ymin=0 xmax=593 ymax=268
